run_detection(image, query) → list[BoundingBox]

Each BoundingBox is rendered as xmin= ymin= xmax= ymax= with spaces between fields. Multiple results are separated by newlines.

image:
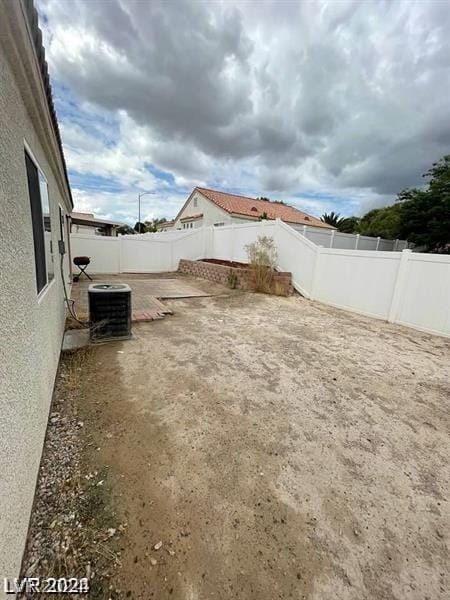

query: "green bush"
xmin=227 ymin=270 xmax=238 ymax=289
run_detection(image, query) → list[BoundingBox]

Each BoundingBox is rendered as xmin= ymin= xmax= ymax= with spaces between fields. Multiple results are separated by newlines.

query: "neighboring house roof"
xmin=195 ymin=187 xmax=333 ymax=229
xmin=180 ymin=213 xmax=203 ymax=222
xmin=156 ymin=220 xmax=175 ymax=229
xmin=71 ymin=212 xmax=94 ymax=219
xmin=22 ymin=0 xmax=73 ymax=207
xmin=71 ymin=212 xmax=123 ymax=228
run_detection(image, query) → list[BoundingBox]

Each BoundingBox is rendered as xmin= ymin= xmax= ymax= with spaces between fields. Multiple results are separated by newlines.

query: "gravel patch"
xmin=19 ymin=349 xmax=123 ymax=598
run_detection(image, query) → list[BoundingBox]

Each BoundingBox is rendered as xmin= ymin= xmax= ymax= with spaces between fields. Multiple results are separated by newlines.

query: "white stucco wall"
xmin=0 ymin=3 xmax=73 ymax=588
xmin=174 ymin=190 xmax=231 ymax=229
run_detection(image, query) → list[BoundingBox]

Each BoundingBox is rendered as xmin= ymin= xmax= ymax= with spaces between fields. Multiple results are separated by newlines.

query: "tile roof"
xmin=71 ymin=213 xmax=124 ymax=227
xmin=156 ymin=220 xmax=175 ymax=229
xmin=23 ymin=0 xmax=73 ymax=207
xmin=196 ymin=187 xmax=333 ymax=228
xmin=180 ymin=213 xmax=203 ymax=222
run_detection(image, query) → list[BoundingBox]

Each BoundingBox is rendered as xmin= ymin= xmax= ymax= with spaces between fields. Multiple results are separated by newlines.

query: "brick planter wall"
xmin=178 ymin=259 xmax=293 ymax=296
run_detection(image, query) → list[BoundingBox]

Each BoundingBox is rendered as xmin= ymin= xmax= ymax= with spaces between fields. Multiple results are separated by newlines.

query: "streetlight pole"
xmin=138 ymin=191 xmax=153 ymax=233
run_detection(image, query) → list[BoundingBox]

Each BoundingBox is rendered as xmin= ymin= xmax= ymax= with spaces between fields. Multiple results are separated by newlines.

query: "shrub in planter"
xmin=244 ymin=236 xmax=278 ymax=294
xmin=227 ymin=269 xmax=238 ymax=289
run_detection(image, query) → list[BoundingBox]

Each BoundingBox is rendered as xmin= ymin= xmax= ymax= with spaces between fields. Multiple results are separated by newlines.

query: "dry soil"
xmin=51 ymin=279 xmax=450 ymax=598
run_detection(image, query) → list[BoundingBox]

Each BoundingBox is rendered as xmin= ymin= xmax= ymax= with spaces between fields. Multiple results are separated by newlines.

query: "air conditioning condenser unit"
xmin=88 ymin=283 xmax=132 ymax=341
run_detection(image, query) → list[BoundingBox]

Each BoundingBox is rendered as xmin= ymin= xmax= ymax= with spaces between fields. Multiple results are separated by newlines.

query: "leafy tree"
xmin=117 ymin=224 xmax=135 ymax=235
xmin=357 ymin=205 xmax=403 ymax=239
xmin=144 ymin=217 xmax=168 ymax=233
xmin=134 ymin=221 xmax=148 ymax=233
xmin=338 ymin=216 xmax=360 ymax=233
xmin=396 ymin=155 xmax=450 ymax=252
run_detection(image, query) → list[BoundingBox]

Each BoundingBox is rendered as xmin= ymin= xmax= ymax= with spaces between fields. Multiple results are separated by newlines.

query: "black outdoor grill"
xmin=73 ymin=256 xmax=92 ymax=282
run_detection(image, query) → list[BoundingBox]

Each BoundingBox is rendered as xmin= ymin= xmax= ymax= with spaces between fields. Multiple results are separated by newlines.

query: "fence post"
xmin=354 ymin=234 xmax=360 ymax=250
xmin=376 ymin=237 xmax=380 ymax=251
xmin=274 ymin=218 xmax=281 ymax=241
xmin=330 ymin=229 xmax=335 ymax=248
xmin=303 ymin=225 xmax=307 ymax=238
xmin=118 ymin=235 xmax=123 ymax=273
xmin=202 ymin=226 xmax=208 ymax=259
xmin=388 ymin=249 xmax=412 ymax=323
xmin=210 ymin=226 xmax=215 ymax=259
xmin=310 ymin=246 xmax=323 ymax=301
xmin=169 ymin=237 xmax=174 ymax=270
xmin=394 ymin=239 xmax=399 ymax=251
xmin=230 ymin=223 xmax=235 ymax=262
xmin=274 ymin=219 xmax=280 ymax=268
xmin=260 ymin=219 xmax=266 ymax=236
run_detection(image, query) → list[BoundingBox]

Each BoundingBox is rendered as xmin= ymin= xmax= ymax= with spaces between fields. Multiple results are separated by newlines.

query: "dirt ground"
xmin=29 ymin=275 xmax=450 ymax=599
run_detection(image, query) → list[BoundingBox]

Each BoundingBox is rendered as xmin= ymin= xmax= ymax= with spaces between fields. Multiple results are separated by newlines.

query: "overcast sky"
xmin=37 ymin=0 xmax=450 ymax=225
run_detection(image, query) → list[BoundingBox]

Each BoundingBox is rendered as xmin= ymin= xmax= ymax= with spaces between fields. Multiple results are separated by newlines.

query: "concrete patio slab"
xmin=61 ymin=328 xmax=90 ymax=352
xmin=123 ymin=278 xmax=214 ymax=299
xmin=70 ymin=274 xmax=216 ymax=323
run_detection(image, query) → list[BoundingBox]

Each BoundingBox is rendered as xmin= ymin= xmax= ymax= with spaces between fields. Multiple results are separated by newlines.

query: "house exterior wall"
xmin=0 ymin=2 xmax=73 ymax=587
xmin=174 ymin=190 xmax=231 ymax=229
xmin=71 ymin=224 xmax=118 ymax=236
xmin=73 ymin=223 xmax=96 ymax=235
xmin=156 ymin=221 xmax=176 ymax=231
xmin=231 ymin=215 xmax=259 ymax=225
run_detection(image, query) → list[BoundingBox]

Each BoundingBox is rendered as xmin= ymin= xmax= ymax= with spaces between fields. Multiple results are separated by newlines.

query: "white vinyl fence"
xmin=291 ymin=224 xmax=410 ymax=251
xmin=71 ymin=222 xmax=450 ymax=337
xmin=71 ymin=229 xmax=205 ymax=274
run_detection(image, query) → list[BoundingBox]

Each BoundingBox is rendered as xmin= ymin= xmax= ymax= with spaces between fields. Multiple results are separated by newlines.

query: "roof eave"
xmin=20 ymin=0 xmax=73 ymax=208
xmin=71 ymin=217 xmax=123 ymax=228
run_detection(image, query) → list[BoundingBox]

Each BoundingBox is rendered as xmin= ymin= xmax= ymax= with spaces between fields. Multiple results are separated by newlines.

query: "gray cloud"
xmin=39 ymin=0 xmax=450 ymax=204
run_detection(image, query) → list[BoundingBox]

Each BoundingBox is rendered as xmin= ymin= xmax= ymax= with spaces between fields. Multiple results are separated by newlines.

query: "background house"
xmin=156 ymin=219 xmax=176 ymax=232
xmin=70 ymin=211 xmax=123 ymax=236
xmin=158 ymin=187 xmax=334 ymax=232
xmin=0 ymin=0 xmax=73 ymax=585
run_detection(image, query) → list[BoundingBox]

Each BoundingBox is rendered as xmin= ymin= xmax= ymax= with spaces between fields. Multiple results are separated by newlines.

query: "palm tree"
xmin=321 ymin=212 xmax=360 ymax=233
xmin=320 ymin=211 xmax=345 ymax=228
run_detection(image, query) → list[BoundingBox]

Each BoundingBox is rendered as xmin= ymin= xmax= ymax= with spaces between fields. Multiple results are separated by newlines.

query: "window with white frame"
xmin=214 ymin=222 xmax=225 ymax=227
xmin=193 ymin=197 xmax=198 ymax=207
xmin=25 ymin=149 xmax=54 ymax=294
